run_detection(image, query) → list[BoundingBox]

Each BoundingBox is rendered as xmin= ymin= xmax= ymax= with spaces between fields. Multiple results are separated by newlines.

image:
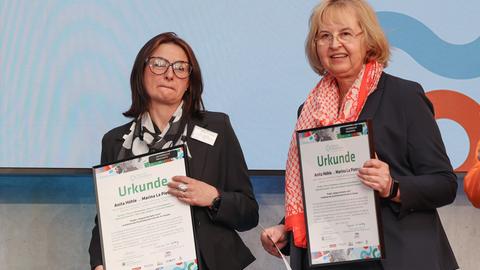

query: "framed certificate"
xmin=296 ymin=120 xmax=384 ymax=268
xmin=93 ymin=145 xmax=200 ymax=270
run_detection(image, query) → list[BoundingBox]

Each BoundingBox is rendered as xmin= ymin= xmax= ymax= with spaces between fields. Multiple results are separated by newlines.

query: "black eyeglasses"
xmin=145 ymin=57 xmax=192 ymax=79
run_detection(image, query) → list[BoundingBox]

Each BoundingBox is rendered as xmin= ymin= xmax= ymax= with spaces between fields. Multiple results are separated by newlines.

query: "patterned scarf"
xmin=117 ymin=101 xmax=189 ymax=160
xmin=284 ymin=61 xmax=383 ymax=248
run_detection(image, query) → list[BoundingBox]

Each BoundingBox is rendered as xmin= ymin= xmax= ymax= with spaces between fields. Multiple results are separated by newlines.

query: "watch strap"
xmin=386 ymin=178 xmax=399 ymax=200
xmin=209 ymin=191 xmax=222 ymax=212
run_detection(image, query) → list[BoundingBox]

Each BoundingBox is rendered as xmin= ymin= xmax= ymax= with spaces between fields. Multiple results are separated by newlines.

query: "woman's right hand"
xmin=260 ymin=224 xmax=288 ymax=258
xmin=94 ymin=265 xmax=104 ymax=270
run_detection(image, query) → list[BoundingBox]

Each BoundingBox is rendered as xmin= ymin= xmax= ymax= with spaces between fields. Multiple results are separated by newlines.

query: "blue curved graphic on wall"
xmin=377 ymin=11 xmax=480 ymax=79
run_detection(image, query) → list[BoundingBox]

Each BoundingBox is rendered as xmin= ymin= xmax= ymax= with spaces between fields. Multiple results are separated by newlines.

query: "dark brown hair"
xmin=123 ymin=32 xmax=204 ymax=118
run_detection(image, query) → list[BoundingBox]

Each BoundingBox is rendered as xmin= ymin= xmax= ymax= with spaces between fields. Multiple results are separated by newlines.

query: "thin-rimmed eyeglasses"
xmin=315 ymin=30 xmax=363 ymax=46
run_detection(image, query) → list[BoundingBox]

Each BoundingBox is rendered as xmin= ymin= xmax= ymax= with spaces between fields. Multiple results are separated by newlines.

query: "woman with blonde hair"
xmin=261 ymin=1 xmax=458 ymax=269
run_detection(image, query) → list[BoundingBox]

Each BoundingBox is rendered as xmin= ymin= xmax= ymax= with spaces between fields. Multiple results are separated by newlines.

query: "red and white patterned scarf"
xmin=284 ymin=61 xmax=383 ymax=248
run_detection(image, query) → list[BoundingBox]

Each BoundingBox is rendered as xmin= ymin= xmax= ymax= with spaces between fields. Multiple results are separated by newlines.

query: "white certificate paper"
xmin=93 ymin=146 xmax=198 ymax=270
xmin=296 ymin=121 xmax=383 ymax=267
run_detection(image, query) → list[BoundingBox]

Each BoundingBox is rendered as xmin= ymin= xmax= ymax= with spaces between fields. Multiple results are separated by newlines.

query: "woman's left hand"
xmin=357 ymin=158 xmax=392 ymax=198
xmin=167 ymin=176 xmax=219 ymax=207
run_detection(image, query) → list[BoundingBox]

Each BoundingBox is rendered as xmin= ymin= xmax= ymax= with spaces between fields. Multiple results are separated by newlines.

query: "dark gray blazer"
xmin=89 ymin=112 xmax=259 ymax=270
xmin=287 ymin=72 xmax=458 ymax=270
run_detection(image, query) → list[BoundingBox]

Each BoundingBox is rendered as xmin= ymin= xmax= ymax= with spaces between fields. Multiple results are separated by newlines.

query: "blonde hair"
xmin=305 ymin=0 xmax=390 ymax=75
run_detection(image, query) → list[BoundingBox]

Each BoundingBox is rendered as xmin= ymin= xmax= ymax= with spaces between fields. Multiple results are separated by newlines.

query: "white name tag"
xmin=191 ymin=125 xmax=218 ymax=146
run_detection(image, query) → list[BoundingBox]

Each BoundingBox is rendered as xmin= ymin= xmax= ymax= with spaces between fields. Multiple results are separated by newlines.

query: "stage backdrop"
xmin=1 ymin=0 xmax=479 ymax=170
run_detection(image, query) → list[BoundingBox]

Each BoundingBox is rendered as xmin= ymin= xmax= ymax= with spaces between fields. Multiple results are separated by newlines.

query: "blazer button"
xmin=197 ymin=220 xmax=201 ymax=227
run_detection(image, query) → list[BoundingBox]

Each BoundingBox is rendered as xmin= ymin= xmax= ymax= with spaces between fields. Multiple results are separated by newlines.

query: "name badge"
xmin=191 ymin=125 xmax=218 ymax=146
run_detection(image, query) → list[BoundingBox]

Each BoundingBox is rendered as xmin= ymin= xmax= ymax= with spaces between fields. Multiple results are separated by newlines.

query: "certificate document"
xmin=296 ymin=120 xmax=384 ymax=267
xmin=93 ymin=146 xmax=199 ymax=270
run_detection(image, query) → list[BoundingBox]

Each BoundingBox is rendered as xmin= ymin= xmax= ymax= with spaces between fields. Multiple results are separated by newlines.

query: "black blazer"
xmin=288 ymin=73 xmax=458 ymax=270
xmin=89 ymin=112 xmax=259 ymax=270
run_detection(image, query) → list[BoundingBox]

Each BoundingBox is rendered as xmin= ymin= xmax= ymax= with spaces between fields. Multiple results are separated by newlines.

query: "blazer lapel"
xmin=186 ymin=117 xmax=209 ymax=179
xmin=359 ymin=72 xmax=386 ymax=121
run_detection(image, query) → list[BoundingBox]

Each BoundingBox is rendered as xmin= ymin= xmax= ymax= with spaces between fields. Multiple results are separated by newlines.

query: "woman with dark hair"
xmin=89 ymin=32 xmax=258 ymax=270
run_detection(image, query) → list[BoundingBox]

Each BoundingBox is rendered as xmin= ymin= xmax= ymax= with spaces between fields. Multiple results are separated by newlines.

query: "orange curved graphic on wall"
xmin=427 ymin=90 xmax=480 ymax=172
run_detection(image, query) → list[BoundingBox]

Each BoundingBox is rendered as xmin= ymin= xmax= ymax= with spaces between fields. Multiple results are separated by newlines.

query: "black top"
xmin=89 ymin=112 xmax=259 ymax=270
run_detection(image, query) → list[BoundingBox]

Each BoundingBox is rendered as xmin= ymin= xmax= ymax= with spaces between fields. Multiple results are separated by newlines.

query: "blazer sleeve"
xmin=88 ymin=134 xmax=112 ymax=269
xmin=394 ymin=84 xmax=457 ymax=216
xmin=210 ymin=115 xmax=259 ymax=231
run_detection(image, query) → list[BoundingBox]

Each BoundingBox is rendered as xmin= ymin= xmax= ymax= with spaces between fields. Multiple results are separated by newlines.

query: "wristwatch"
xmin=209 ymin=194 xmax=222 ymax=213
xmin=386 ymin=178 xmax=399 ymax=200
